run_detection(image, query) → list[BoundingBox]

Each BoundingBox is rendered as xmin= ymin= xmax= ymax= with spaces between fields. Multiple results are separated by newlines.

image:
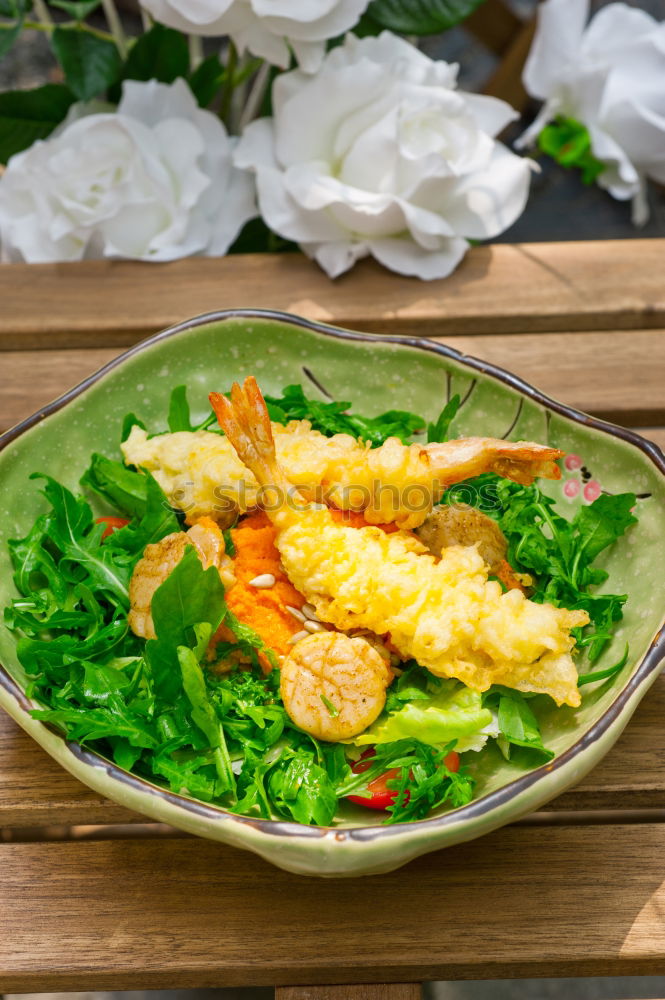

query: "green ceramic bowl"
xmin=1 ymin=310 xmax=663 ymax=877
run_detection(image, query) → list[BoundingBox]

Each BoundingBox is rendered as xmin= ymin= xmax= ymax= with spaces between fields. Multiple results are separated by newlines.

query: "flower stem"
xmin=238 ymin=61 xmax=270 ymax=130
xmin=188 ymin=33 xmax=204 ymax=72
xmin=219 ymin=39 xmax=238 ymax=129
xmin=1 ymin=18 xmax=117 ymax=43
xmin=101 ymin=0 xmax=128 ymax=58
xmin=32 ymin=0 xmax=54 ymax=27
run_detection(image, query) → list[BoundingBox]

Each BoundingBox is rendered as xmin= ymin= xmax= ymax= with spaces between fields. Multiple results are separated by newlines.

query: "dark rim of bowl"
xmin=1 ymin=307 xmax=663 ymax=847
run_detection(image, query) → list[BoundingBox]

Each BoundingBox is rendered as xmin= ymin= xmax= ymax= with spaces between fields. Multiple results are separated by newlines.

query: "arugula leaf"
xmin=178 ymin=644 xmax=235 ymax=794
xmin=81 ymin=453 xmax=148 ymax=519
xmin=167 ymin=385 xmax=193 ymax=432
xmin=146 ymin=546 xmax=227 ymax=702
xmin=446 ymin=477 xmax=637 ymax=664
xmin=338 ymin=739 xmax=474 ymax=823
xmin=570 ymin=494 xmax=637 ymax=582
xmin=31 ymin=474 xmax=131 ymax=607
xmin=578 ymin=644 xmax=629 ymax=687
xmin=264 ymin=384 xmax=425 ymax=446
xmin=267 ymin=748 xmax=338 ymax=826
xmin=103 ymin=471 xmax=180 ymax=558
xmin=483 ymin=688 xmax=554 ymax=763
xmin=427 ymin=394 xmax=461 ymax=444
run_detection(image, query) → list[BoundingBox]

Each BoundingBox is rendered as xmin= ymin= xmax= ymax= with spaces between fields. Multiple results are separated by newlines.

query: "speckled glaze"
xmin=0 ymin=310 xmax=663 ymax=877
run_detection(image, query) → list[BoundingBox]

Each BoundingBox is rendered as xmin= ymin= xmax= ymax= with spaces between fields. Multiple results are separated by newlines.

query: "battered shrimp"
xmin=128 ymin=517 xmax=235 ymax=640
xmin=281 ymin=632 xmax=393 ymax=741
xmin=210 ymin=378 xmax=588 ymax=708
xmin=122 ymin=418 xmax=563 ymax=529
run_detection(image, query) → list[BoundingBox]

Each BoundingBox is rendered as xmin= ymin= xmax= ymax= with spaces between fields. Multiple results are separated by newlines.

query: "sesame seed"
xmin=288 ymin=630 xmax=309 ymax=644
xmin=304 ymin=620 xmax=328 ymax=633
xmin=248 ymin=573 xmax=275 ymax=588
xmin=285 ymin=604 xmax=307 ymax=623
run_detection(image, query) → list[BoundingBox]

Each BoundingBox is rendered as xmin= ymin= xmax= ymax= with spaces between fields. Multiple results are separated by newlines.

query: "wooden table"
xmin=1 ymin=240 xmax=664 ymax=997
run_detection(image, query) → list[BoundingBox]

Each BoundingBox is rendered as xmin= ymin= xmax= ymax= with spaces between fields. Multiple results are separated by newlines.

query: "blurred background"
xmin=2 ymin=0 xmax=664 ymax=243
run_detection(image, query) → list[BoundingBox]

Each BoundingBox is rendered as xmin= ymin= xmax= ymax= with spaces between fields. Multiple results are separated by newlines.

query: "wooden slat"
xmin=2 ymin=329 xmax=664 ymax=432
xmin=1 ymin=673 xmax=663 ymax=827
xmin=483 ymin=19 xmax=536 ymax=112
xmin=276 ymin=987 xmax=421 ymax=1000
xmin=465 ymin=0 xmax=522 ymax=55
xmin=1 ymin=824 xmax=665 ymax=990
xmin=1 ymin=241 xmax=664 ymax=350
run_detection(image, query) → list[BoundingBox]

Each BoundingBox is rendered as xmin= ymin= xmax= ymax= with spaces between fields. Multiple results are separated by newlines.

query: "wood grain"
xmin=1 ymin=824 xmax=665 ymax=990
xmin=1 ymin=672 xmax=663 ymax=827
xmin=2 ymin=329 xmax=664 ymax=432
xmin=276 ymin=987 xmax=421 ymax=1000
xmin=1 ymin=241 xmax=664 ymax=350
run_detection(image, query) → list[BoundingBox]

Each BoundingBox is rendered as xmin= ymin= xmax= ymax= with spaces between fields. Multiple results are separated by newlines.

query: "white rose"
xmin=139 ymin=0 xmax=371 ymax=72
xmin=0 ymin=78 xmax=256 ymax=263
xmin=234 ymin=32 xmax=534 ymax=280
xmin=518 ymin=0 xmax=665 ymax=224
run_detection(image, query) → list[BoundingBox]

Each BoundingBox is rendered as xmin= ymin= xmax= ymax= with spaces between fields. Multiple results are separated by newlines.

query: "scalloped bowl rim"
xmin=0 ymin=307 xmax=663 ymax=875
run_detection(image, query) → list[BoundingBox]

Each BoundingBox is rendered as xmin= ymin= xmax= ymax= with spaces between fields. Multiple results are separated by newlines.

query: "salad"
xmin=4 ymin=379 xmax=638 ymax=826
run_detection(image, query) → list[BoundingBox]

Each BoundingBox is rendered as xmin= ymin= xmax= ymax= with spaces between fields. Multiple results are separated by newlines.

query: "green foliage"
xmin=264 ymin=384 xmax=425 ymax=446
xmin=0 ymin=84 xmax=75 ymax=164
xmin=49 ymin=0 xmax=103 ymax=19
xmin=122 ymin=23 xmax=189 ymax=84
xmin=446 ymin=475 xmax=637 ymax=663
xmin=483 ymin=687 xmax=554 ymax=764
xmin=51 ymin=26 xmax=122 ymax=101
xmin=0 ymin=0 xmax=25 ymax=60
xmin=427 ymin=394 xmax=460 ymax=444
xmin=338 ymin=739 xmax=474 ymax=823
xmin=188 ymin=54 xmax=225 ymax=108
xmin=364 ymin=0 xmax=486 ymax=34
xmin=538 ymin=116 xmax=606 ymax=186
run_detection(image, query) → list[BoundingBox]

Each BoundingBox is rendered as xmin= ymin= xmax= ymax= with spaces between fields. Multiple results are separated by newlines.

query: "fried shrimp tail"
xmin=123 ymin=403 xmax=563 ymax=529
xmin=212 ymin=378 xmax=588 ymax=708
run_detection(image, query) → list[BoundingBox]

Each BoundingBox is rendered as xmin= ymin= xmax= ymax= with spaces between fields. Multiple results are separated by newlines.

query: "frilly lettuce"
xmin=354 ymin=670 xmax=497 ymax=753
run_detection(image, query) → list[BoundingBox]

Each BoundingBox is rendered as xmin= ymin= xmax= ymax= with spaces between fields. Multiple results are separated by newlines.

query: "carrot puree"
xmin=212 ymin=507 xmax=397 ymax=669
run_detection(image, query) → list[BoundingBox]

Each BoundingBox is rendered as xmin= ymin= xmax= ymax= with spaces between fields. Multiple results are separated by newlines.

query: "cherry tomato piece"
xmin=96 ymin=516 xmax=130 ymax=540
xmin=347 ymin=747 xmax=460 ymax=811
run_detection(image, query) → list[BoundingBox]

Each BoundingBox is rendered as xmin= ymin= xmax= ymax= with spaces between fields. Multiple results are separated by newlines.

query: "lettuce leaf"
xmin=355 ymin=676 xmax=495 ymax=752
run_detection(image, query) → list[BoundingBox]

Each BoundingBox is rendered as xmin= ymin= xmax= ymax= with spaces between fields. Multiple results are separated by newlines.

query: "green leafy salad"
xmin=3 ymin=385 xmax=637 ymax=826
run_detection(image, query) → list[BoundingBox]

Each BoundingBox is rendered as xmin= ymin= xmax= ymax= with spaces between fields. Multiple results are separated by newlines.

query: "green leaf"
xmin=103 ymin=471 xmax=180 ymax=558
xmin=178 ymin=644 xmax=235 ymax=794
xmin=571 ymin=493 xmax=637 ymax=570
xmin=0 ymin=14 xmax=23 ymax=61
xmin=537 ymin=117 xmax=606 ymax=186
xmin=188 ymin=53 xmax=225 ymax=108
xmin=264 ymin=384 xmax=424 ymax=446
xmin=484 ymin=688 xmax=554 ymax=763
xmin=146 ymin=546 xmax=227 ymax=702
xmin=427 ymin=394 xmax=461 ymax=444
xmin=122 ymin=23 xmax=189 ymax=84
xmin=0 ymin=84 xmax=75 ymax=164
xmin=365 ymin=0 xmax=486 ymax=34
xmin=48 ymin=0 xmax=102 ymax=19
xmin=358 ymin=676 xmax=494 ymax=752
xmin=51 ymin=26 xmax=122 ymax=101
xmin=81 ymin=453 xmax=148 ymax=520
xmin=167 ymin=385 xmax=193 ymax=432
xmin=31 ymin=474 xmax=132 ymax=607
xmin=578 ymin=644 xmax=629 ymax=687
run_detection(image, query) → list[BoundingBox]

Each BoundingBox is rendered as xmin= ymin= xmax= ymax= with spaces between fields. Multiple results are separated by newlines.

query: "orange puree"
xmin=213 ymin=510 xmax=307 ymax=668
xmin=212 ymin=507 xmax=399 ymax=670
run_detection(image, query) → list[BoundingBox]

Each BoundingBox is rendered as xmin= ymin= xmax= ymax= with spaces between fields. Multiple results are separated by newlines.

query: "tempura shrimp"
xmin=210 ymin=378 xmax=588 ymax=708
xmin=280 ymin=632 xmax=393 ymax=741
xmin=122 ymin=417 xmax=563 ymax=529
xmin=128 ymin=517 xmax=235 ymax=640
